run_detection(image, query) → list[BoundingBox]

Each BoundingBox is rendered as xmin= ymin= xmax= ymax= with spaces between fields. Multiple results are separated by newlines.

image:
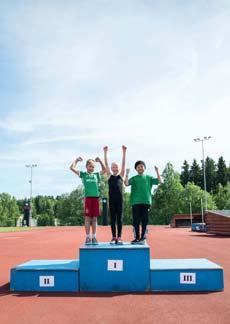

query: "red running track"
xmin=0 ymin=226 xmax=229 ymax=324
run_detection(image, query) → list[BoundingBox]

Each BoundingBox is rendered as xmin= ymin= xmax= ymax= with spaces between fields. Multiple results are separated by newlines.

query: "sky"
xmin=0 ymin=0 xmax=230 ymax=198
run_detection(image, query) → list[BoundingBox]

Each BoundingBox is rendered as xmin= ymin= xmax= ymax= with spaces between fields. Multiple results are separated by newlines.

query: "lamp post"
xmin=193 ymin=136 xmax=211 ymax=211
xmin=25 ymin=164 xmax=37 ymax=226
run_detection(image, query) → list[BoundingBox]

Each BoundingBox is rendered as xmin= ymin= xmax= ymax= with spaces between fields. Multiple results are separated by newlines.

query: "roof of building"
xmin=208 ymin=210 xmax=230 ymax=217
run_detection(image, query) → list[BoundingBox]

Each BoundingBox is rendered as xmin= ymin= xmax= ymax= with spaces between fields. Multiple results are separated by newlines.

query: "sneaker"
xmin=138 ymin=238 xmax=146 ymax=245
xmin=116 ymin=237 xmax=123 ymax=245
xmin=85 ymin=237 xmax=91 ymax=245
xmin=131 ymin=238 xmax=139 ymax=244
xmin=110 ymin=237 xmax=117 ymax=245
xmin=92 ymin=237 xmax=98 ymax=245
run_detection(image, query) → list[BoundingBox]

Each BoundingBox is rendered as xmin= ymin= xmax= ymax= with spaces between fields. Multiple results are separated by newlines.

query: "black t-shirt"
xmin=108 ymin=175 xmax=123 ymax=201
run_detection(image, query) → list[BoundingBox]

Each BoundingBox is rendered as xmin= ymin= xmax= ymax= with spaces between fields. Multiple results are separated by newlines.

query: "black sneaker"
xmin=85 ymin=237 xmax=92 ymax=245
xmin=131 ymin=238 xmax=139 ymax=244
xmin=92 ymin=237 xmax=98 ymax=245
xmin=138 ymin=238 xmax=146 ymax=245
xmin=110 ymin=237 xmax=116 ymax=245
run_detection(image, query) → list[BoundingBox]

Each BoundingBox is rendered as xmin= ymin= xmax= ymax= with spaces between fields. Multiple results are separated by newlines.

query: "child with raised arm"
xmin=125 ymin=161 xmax=162 ymax=245
xmin=70 ymin=156 xmax=106 ymax=245
xmin=103 ymin=145 xmax=127 ymax=244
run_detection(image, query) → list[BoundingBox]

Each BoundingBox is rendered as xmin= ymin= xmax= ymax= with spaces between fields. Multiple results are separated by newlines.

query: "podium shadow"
xmin=0 ymin=283 xmax=216 ymax=298
xmin=0 ymin=283 xmax=11 ymax=297
xmin=11 ymin=291 xmax=214 ymax=298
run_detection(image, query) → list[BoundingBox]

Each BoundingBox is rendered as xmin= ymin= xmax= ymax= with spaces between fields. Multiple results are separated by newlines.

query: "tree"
xmin=16 ymin=199 xmax=25 ymax=214
xmin=182 ymin=182 xmax=216 ymax=213
xmin=37 ymin=213 xmax=55 ymax=226
xmin=216 ymin=157 xmax=228 ymax=187
xmin=204 ymin=157 xmax=217 ymax=192
xmin=99 ymin=175 xmax=108 ymax=199
xmin=180 ymin=160 xmax=190 ymax=186
xmin=34 ymin=195 xmax=55 ymax=217
xmin=214 ymin=183 xmax=230 ymax=209
xmin=123 ymin=192 xmax=132 ymax=225
xmin=189 ymin=159 xmax=202 ymax=187
xmin=0 ymin=193 xmax=20 ymax=226
xmin=55 ymin=188 xmax=84 ymax=225
xmin=151 ymin=163 xmax=184 ymax=224
xmin=227 ymin=165 xmax=230 ymax=183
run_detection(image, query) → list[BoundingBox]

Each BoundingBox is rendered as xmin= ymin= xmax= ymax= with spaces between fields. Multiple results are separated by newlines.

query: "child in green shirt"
xmin=70 ymin=156 xmax=106 ymax=244
xmin=125 ymin=160 xmax=162 ymax=244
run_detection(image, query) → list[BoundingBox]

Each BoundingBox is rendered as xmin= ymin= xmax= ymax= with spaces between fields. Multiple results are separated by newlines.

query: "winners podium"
xmin=10 ymin=243 xmax=224 ymax=293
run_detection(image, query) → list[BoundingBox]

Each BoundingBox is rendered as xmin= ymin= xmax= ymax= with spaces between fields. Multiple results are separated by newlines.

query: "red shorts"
xmin=84 ymin=197 xmax=100 ymax=217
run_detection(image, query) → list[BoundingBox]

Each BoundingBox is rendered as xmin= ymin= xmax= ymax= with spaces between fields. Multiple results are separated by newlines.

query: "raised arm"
xmin=124 ymin=168 xmax=130 ymax=186
xmin=103 ymin=146 xmax=111 ymax=177
xmin=70 ymin=157 xmax=83 ymax=176
xmin=154 ymin=166 xmax=162 ymax=184
xmin=120 ymin=145 xmax=127 ymax=178
xmin=95 ymin=157 xmax=106 ymax=175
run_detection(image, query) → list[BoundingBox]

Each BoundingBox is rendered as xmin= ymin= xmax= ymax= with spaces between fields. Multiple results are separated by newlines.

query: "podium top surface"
xmin=80 ymin=242 xmax=150 ymax=250
xmin=14 ymin=260 xmax=79 ymax=271
xmin=150 ymin=258 xmax=223 ymax=270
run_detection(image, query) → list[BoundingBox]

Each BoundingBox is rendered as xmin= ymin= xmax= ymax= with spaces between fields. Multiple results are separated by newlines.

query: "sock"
xmin=92 ymin=233 xmax=96 ymax=239
xmin=86 ymin=234 xmax=91 ymax=239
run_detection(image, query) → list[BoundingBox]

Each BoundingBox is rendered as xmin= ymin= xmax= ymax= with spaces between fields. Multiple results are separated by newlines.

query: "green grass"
xmin=0 ymin=226 xmax=47 ymax=233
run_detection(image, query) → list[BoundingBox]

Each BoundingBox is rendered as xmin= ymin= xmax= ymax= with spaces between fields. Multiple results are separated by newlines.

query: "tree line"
xmin=0 ymin=156 xmax=229 ymax=226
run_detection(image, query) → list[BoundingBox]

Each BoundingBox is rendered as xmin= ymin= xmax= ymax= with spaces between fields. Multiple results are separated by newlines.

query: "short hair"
xmin=86 ymin=159 xmax=95 ymax=167
xmin=134 ymin=160 xmax=146 ymax=169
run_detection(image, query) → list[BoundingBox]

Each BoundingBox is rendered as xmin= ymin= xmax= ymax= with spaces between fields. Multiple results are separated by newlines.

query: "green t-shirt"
xmin=80 ymin=171 xmax=101 ymax=197
xmin=128 ymin=174 xmax=159 ymax=205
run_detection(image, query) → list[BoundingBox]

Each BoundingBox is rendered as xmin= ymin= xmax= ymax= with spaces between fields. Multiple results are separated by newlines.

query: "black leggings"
xmin=109 ymin=199 xmax=123 ymax=238
xmin=132 ymin=204 xmax=150 ymax=240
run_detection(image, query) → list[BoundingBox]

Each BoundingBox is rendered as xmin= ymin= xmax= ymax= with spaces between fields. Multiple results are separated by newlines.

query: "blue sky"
xmin=0 ymin=0 xmax=230 ymax=198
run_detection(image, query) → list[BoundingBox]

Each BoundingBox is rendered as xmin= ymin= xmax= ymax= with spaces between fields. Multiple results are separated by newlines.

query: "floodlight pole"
xmin=25 ymin=164 xmax=37 ymax=226
xmin=193 ymin=136 xmax=211 ymax=212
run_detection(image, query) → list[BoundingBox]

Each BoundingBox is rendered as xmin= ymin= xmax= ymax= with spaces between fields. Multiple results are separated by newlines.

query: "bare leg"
xmin=92 ymin=217 xmax=97 ymax=235
xmin=85 ymin=216 xmax=91 ymax=235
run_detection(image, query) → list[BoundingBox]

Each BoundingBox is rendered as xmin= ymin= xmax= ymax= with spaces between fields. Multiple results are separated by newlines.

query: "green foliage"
xmin=99 ymin=175 xmax=109 ymax=198
xmin=151 ymin=163 xmax=184 ymax=224
xmin=204 ymin=157 xmax=217 ymax=192
xmin=180 ymin=160 xmax=190 ymax=187
xmin=189 ymin=159 xmax=203 ymax=187
xmin=213 ymin=183 xmax=230 ymax=209
xmin=55 ymin=188 xmax=84 ymax=225
xmin=123 ymin=191 xmax=132 ymax=225
xmin=37 ymin=213 xmax=55 ymax=226
xmin=182 ymin=182 xmax=216 ymax=213
xmin=34 ymin=195 xmax=55 ymax=217
xmin=0 ymin=193 xmax=20 ymax=226
xmin=16 ymin=199 xmax=25 ymax=214
xmin=216 ymin=157 xmax=228 ymax=187
xmin=227 ymin=165 xmax=230 ymax=183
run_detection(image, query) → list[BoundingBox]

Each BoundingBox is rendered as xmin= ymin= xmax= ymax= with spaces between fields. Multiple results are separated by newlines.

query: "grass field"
xmin=0 ymin=226 xmax=47 ymax=232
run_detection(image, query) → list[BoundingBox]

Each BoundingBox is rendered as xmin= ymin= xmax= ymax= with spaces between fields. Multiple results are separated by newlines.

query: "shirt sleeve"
xmin=128 ymin=177 xmax=134 ymax=186
xmin=151 ymin=176 xmax=159 ymax=185
xmin=79 ymin=171 xmax=84 ymax=179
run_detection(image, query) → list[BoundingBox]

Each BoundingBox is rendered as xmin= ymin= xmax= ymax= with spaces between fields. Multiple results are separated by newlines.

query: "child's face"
xmin=86 ymin=162 xmax=95 ymax=173
xmin=136 ymin=164 xmax=145 ymax=175
xmin=111 ymin=162 xmax=120 ymax=175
